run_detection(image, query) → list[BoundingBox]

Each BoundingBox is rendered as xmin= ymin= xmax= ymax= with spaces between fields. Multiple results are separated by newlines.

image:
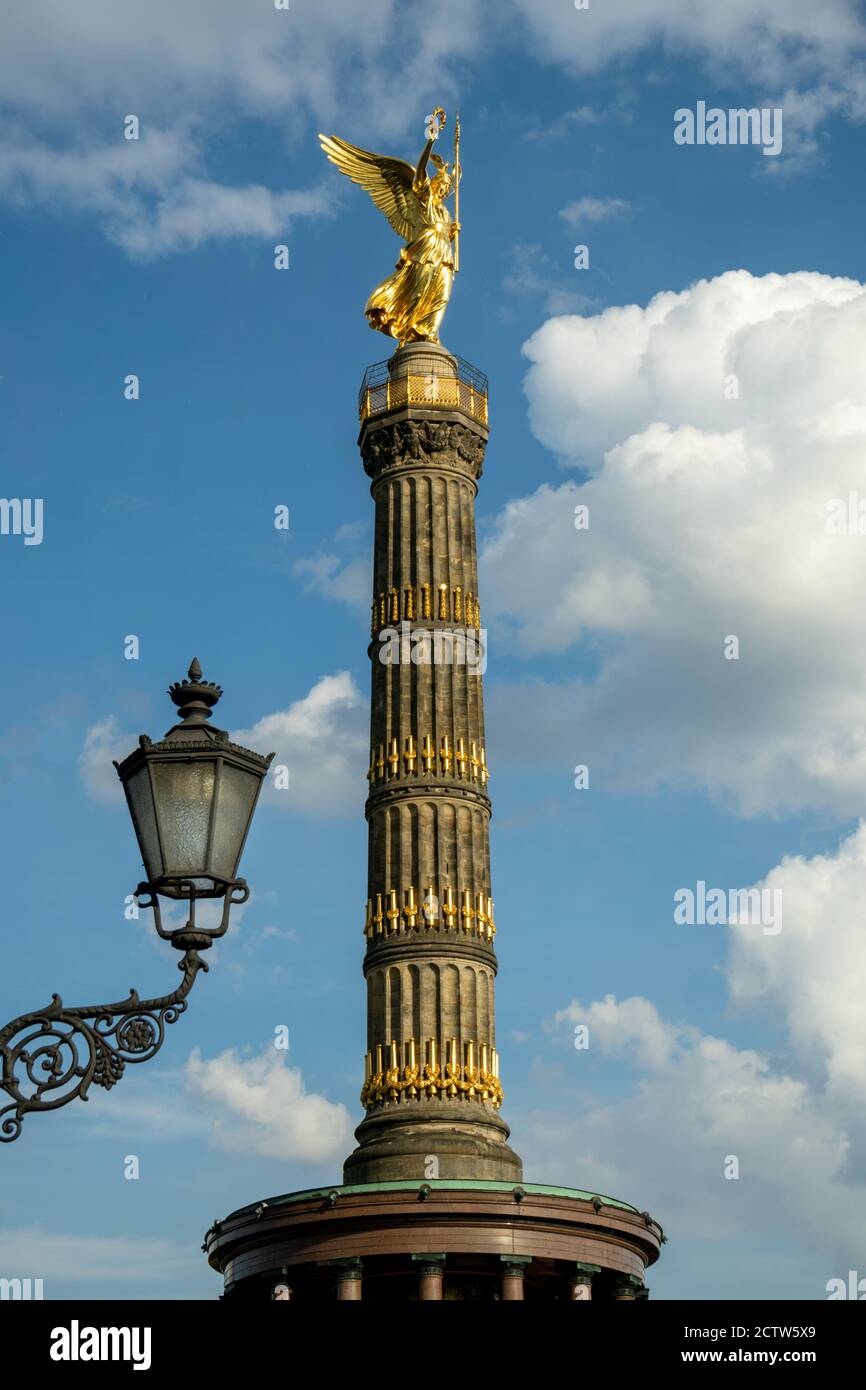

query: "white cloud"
xmin=231 ymin=670 xmax=367 ymax=816
xmin=528 ymin=823 xmax=866 ymax=1285
xmin=0 ymin=1 xmax=486 ymax=126
xmin=484 ymin=269 xmax=866 ymax=818
xmin=0 ymin=125 xmax=334 ymax=259
xmin=79 ymin=671 xmax=366 ymax=816
xmin=521 ymin=268 xmax=863 ymax=458
xmin=513 ymin=0 xmax=865 ymax=71
xmin=184 ymin=1044 xmax=352 ymax=1162
xmin=2 ymin=0 xmax=861 ymax=254
xmin=511 ymin=0 xmax=866 ymax=162
xmin=0 ymin=0 xmax=486 ymax=256
xmin=116 ymin=174 xmax=332 ymax=259
xmin=77 ymin=715 xmax=132 ymax=803
xmin=727 ymin=821 xmax=866 ymax=1101
xmin=293 ymin=551 xmax=369 ymax=611
xmin=4 ymin=0 xmax=861 ymax=129
xmin=554 ymin=992 xmax=678 ymax=1070
xmin=536 ymin=994 xmax=862 ymax=1277
xmin=559 ymin=195 xmax=632 ymax=229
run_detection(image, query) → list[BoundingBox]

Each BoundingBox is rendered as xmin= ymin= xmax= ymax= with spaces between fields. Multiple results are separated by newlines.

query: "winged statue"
xmin=318 ymin=109 xmax=460 ymax=346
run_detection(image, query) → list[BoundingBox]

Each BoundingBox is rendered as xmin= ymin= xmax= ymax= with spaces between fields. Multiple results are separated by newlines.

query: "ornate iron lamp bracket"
xmin=0 ymin=879 xmax=248 ymax=1143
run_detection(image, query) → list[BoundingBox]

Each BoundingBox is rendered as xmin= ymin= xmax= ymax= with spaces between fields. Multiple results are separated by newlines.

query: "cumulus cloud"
xmin=79 ymin=671 xmax=366 ymax=815
xmin=484 ymin=269 xmax=866 ymax=818
xmin=554 ymin=992 xmax=679 ymax=1070
xmin=231 ymin=670 xmax=367 ymax=816
xmin=184 ymin=1045 xmax=352 ymax=1162
xmin=538 ymin=993 xmax=862 ymax=1278
xmin=526 ymin=821 xmax=866 ymax=1287
xmin=727 ymin=821 xmax=866 ymax=1101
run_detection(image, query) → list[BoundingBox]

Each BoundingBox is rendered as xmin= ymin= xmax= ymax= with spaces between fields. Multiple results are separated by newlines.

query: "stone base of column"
xmin=342 ymin=1097 xmax=523 ymax=1184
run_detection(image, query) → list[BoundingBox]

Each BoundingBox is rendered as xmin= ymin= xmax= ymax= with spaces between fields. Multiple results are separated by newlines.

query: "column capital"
xmin=500 ymin=1254 xmax=530 ymax=1301
xmin=411 ymin=1251 xmax=446 ymax=1271
xmin=326 ymin=1256 xmax=363 ymax=1279
xmin=361 ymin=415 xmax=487 ymax=485
xmin=613 ymin=1274 xmax=644 ymax=1300
xmin=500 ymin=1255 xmax=532 ymax=1270
xmin=414 ymin=1252 xmax=445 ymax=1301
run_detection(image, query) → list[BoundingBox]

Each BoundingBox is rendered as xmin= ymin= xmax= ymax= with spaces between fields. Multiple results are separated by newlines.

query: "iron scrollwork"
xmin=0 ymin=878 xmax=248 ymax=1143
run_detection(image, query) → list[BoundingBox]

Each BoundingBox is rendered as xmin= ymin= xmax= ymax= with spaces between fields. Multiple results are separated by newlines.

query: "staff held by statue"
xmin=453 ymin=111 xmax=461 ymax=273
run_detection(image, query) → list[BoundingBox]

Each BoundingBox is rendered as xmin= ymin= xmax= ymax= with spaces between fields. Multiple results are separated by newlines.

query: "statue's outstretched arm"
xmin=414 ymin=139 xmax=434 ymax=189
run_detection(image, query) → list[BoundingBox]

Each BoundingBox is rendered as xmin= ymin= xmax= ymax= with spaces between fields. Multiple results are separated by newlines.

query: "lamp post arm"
xmin=0 ymin=659 xmax=269 ymax=1145
xmin=0 ymin=945 xmax=207 ymax=1144
xmin=0 ymin=657 xmax=269 ymax=1144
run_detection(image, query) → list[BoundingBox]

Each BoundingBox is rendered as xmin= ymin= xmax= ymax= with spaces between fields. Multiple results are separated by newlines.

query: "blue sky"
xmin=2 ymin=0 xmax=866 ymax=1300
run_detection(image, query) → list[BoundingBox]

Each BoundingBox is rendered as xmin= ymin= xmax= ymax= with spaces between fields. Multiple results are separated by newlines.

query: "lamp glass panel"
xmin=151 ymin=760 xmax=216 ymax=877
xmin=210 ymin=761 xmax=261 ymax=880
xmin=126 ymin=765 xmax=163 ymax=881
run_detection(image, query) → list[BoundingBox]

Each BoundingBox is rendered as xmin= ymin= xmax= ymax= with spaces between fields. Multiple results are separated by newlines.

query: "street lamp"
xmin=0 ymin=659 xmax=273 ymax=1142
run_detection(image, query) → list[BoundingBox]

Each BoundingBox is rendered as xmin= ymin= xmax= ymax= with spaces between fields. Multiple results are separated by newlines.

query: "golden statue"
xmin=319 ymin=109 xmax=461 ymax=346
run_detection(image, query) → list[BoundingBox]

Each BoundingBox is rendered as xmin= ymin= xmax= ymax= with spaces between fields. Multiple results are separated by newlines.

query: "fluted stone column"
xmin=343 ymin=343 xmax=523 ymax=1185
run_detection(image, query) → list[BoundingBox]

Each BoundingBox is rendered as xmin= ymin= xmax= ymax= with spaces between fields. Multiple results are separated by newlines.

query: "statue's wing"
xmin=319 ymin=134 xmax=422 ymax=240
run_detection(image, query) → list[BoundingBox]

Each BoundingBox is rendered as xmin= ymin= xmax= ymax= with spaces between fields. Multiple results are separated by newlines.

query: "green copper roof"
xmin=226 ymin=1179 xmax=639 ymax=1220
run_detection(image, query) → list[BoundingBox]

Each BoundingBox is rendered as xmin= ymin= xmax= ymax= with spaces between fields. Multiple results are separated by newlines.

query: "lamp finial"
xmin=168 ymin=658 xmax=222 ymax=726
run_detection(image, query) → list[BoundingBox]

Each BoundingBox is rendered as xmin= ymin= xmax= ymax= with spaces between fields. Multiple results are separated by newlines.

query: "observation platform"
xmin=359 ymin=350 xmax=488 ymax=428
